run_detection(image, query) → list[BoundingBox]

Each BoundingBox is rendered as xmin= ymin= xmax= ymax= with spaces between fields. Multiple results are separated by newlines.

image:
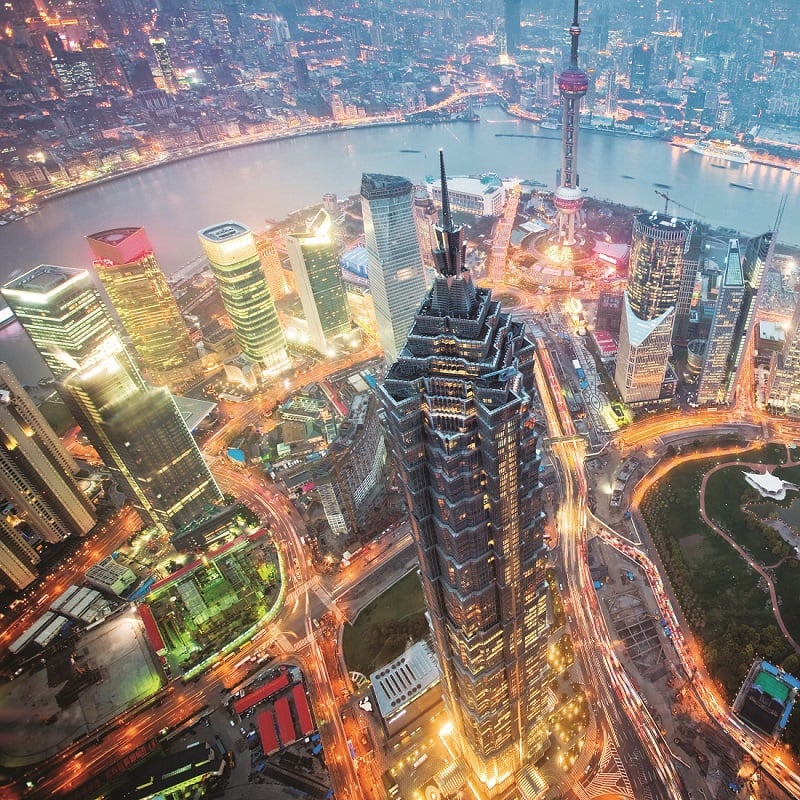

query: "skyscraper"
xmin=254 ymin=232 xmax=289 ymax=301
xmin=60 ymin=338 xmax=224 ymax=534
xmin=150 ymin=37 xmax=178 ymax=93
xmin=0 ymin=362 xmax=96 ymax=567
xmin=86 ymin=227 xmax=196 ymax=380
xmin=554 ymin=0 xmax=589 ymax=247
xmin=2 ymin=265 xmax=115 ymax=377
xmin=627 ymin=212 xmax=688 ymax=321
xmin=361 ymin=173 xmax=427 ymax=364
xmin=198 ymin=221 xmax=289 ymax=374
xmin=697 ymin=239 xmax=745 ymax=406
xmin=768 ymin=282 xmax=800 ymax=416
xmin=285 ymin=209 xmax=351 ymax=355
xmin=378 ymin=154 xmax=549 ymax=795
xmin=3 ymin=266 xmax=223 ymax=535
xmin=728 ymin=230 xmax=775 ymax=402
xmin=504 ymin=0 xmax=521 ymax=55
xmin=615 ymin=212 xmax=688 ymax=404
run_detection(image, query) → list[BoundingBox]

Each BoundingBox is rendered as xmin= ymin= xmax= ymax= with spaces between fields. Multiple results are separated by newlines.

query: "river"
xmin=1 ymin=106 xmax=799 ymax=384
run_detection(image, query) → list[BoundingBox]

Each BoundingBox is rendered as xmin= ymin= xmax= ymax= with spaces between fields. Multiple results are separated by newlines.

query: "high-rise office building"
xmin=0 ymin=361 xmax=96 ymax=542
xmin=2 ymin=265 xmax=115 ymax=377
xmin=198 ymin=221 xmax=289 ymax=374
xmin=729 ymin=230 xmax=775 ymax=402
xmin=626 ymin=212 xmax=688 ymax=320
xmin=616 ymin=300 xmax=677 ymax=404
xmin=615 ymin=212 xmax=688 ymax=404
xmin=61 ymin=339 xmax=224 ymax=534
xmin=0 ymin=516 xmax=39 ymax=591
xmin=149 ymin=37 xmax=178 ymax=93
xmin=86 ymin=227 xmax=196 ymax=379
xmin=630 ymin=42 xmax=653 ymax=93
xmin=361 ymin=173 xmax=427 ymax=364
xmin=285 ymin=209 xmax=351 ymax=355
xmin=504 ymin=0 xmax=521 ymax=55
xmin=554 ymin=0 xmax=589 ymax=247
xmin=378 ymin=155 xmax=549 ymax=795
xmin=4 ymin=266 xmax=223 ymax=535
xmin=697 ymin=240 xmax=745 ymax=406
xmin=254 ymin=232 xmax=289 ymax=301
xmin=413 ymin=187 xmax=439 ymax=272
xmin=767 ymin=273 xmax=800 ymax=416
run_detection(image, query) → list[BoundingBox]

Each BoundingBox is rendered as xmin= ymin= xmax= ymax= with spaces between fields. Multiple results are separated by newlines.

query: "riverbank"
xmin=12 ymin=114 xmax=446 ymax=214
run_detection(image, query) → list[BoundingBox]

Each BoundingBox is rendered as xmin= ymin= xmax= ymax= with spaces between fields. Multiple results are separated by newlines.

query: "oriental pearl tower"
xmin=554 ymin=0 xmax=589 ymax=247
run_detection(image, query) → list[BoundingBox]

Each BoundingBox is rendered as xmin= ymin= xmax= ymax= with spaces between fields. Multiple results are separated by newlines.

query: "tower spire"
xmin=570 ymin=0 xmax=581 ymax=67
xmin=439 ymin=149 xmax=453 ymax=231
xmin=553 ymin=0 xmax=589 ymax=247
xmin=432 ymin=150 xmax=468 ymax=280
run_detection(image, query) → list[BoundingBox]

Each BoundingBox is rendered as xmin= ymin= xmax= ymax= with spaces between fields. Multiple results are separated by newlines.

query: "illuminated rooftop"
xmin=3 ymin=264 xmax=80 ymax=296
xmin=198 ymin=221 xmax=249 ymax=242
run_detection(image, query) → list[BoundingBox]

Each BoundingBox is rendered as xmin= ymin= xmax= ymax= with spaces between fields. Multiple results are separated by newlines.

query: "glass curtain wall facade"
xmin=361 ymin=174 xmax=427 ymax=364
xmin=286 ymin=209 xmax=350 ymax=354
xmin=2 ymin=265 xmax=115 ymax=377
xmin=87 ymin=227 xmax=196 ymax=378
xmin=3 ymin=265 xmax=223 ymax=535
xmin=697 ymin=239 xmax=745 ymax=405
xmin=199 ymin=221 xmax=289 ymax=373
xmin=0 ymin=361 xmax=96 ymax=544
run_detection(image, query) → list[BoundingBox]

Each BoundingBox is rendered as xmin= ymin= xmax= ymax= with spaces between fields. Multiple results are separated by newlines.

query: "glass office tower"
xmin=2 ymin=265 xmax=115 ymax=377
xmin=87 ymin=227 xmax=196 ymax=379
xmin=0 ymin=362 xmax=96 ymax=548
xmin=286 ymin=209 xmax=351 ymax=354
xmin=361 ymin=173 xmax=427 ymax=364
xmin=615 ymin=212 xmax=688 ymax=404
xmin=3 ymin=265 xmax=223 ymax=535
xmin=378 ymin=155 xmax=549 ymax=795
xmin=198 ymin=221 xmax=289 ymax=374
xmin=697 ymin=240 xmax=745 ymax=405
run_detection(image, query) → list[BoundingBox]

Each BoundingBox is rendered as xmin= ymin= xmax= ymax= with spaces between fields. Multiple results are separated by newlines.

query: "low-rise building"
xmin=86 ymin=556 xmax=137 ymax=595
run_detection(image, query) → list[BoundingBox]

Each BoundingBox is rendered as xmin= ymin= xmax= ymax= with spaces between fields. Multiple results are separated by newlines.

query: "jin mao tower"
xmin=378 ymin=153 xmax=549 ymax=795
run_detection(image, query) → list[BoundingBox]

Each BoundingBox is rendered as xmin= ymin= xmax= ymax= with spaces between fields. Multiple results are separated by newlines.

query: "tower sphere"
xmin=559 ymin=66 xmax=589 ymax=96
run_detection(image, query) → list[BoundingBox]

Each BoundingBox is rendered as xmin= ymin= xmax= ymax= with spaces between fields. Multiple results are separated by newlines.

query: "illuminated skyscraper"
xmin=626 ymin=212 xmax=688 ymax=321
xmin=0 ymin=516 xmax=39 ymax=591
xmin=378 ymin=154 xmax=549 ymax=795
xmin=0 ymin=362 xmax=96 ymax=591
xmin=285 ymin=209 xmax=351 ymax=354
xmin=2 ymin=265 xmax=115 ymax=377
xmin=254 ymin=232 xmax=289 ymax=301
xmin=615 ymin=212 xmax=688 ymax=404
xmin=61 ymin=340 xmax=223 ymax=534
xmin=697 ymin=240 xmax=745 ymax=406
xmin=3 ymin=266 xmax=223 ymax=535
xmin=150 ymin=37 xmax=178 ymax=93
xmin=361 ymin=173 xmax=427 ymax=364
xmin=86 ymin=227 xmax=196 ymax=379
xmin=198 ymin=221 xmax=289 ymax=374
xmin=729 ymin=230 xmax=775 ymax=401
xmin=554 ymin=0 xmax=589 ymax=247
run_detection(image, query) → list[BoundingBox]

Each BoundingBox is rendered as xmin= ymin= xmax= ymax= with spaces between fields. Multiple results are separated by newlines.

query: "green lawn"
xmin=640 ymin=444 xmax=800 ymax=709
xmin=342 ymin=571 xmax=428 ymax=676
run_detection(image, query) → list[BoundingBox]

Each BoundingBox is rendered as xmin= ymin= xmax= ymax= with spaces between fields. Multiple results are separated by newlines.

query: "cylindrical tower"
xmin=554 ymin=0 xmax=589 ymax=247
xmin=627 ymin=212 xmax=689 ymax=321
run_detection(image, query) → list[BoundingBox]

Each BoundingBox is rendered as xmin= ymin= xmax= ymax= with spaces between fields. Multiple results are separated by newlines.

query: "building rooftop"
xmin=4 ymin=264 xmax=79 ymax=295
xmin=370 ymin=640 xmax=440 ymax=719
xmin=198 ymin=221 xmax=249 ymax=242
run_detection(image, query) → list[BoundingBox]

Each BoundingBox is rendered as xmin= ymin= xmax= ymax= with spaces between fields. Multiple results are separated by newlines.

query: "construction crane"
xmin=654 ymin=189 xmax=706 ymax=218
